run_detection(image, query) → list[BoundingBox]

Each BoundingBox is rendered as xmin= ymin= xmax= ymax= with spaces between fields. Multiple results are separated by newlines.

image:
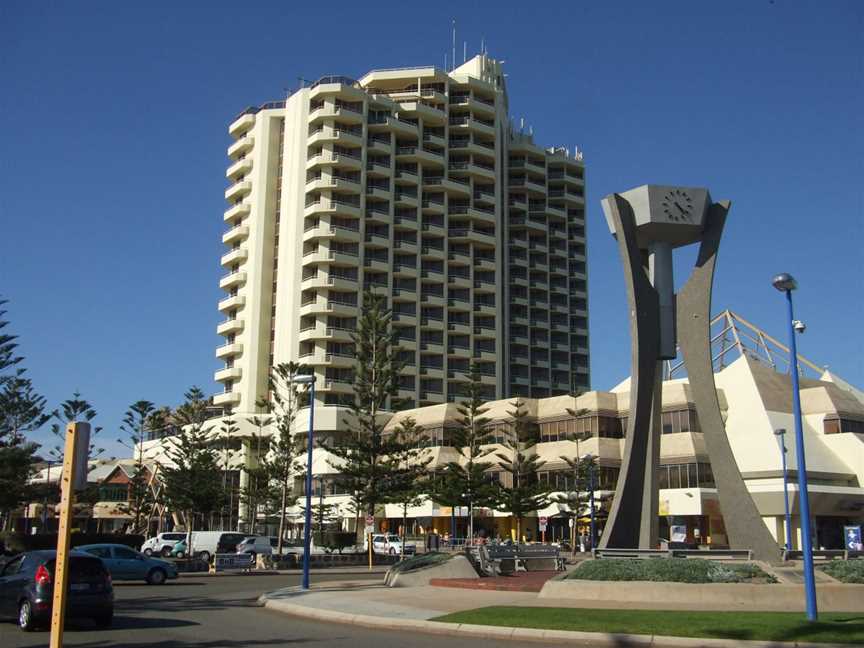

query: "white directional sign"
xmin=539 ymin=516 xmax=548 ymax=531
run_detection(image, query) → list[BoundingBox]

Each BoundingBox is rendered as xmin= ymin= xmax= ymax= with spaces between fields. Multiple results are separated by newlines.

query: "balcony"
xmin=307 ymin=150 xmax=362 ymax=171
xmin=220 ymin=248 xmax=248 ymax=266
xmin=223 ymin=202 xmax=251 ymax=223
xmin=224 ymin=181 xmax=251 ymax=202
xmin=397 ymin=101 xmax=445 ymax=124
xmin=219 ymin=271 xmax=247 ymax=290
xmin=309 ymin=104 xmax=365 ymax=125
xmin=216 ymin=318 xmax=244 ymax=335
xmin=226 ymin=157 xmax=252 ymax=180
xmin=222 ymin=224 xmax=249 ymax=245
xmin=215 ymin=342 xmax=243 ymax=359
xmin=308 ymin=127 xmax=363 ymax=147
xmin=304 ymin=199 xmax=361 ymax=219
xmin=229 ymin=113 xmax=255 ymax=137
xmin=213 ymin=391 xmax=241 ymax=406
xmin=214 ymin=367 xmax=242 ymax=382
xmin=217 ymin=295 xmax=245 ymax=312
xmin=395 ymin=146 xmax=443 ymax=165
xmin=227 ymin=136 xmax=254 ymax=159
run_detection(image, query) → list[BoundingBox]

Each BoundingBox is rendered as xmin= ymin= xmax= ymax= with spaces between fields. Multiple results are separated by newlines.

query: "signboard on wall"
xmin=670 ymin=525 xmax=687 ymax=543
xmin=844 ymin=526 xmax=862 ymax=551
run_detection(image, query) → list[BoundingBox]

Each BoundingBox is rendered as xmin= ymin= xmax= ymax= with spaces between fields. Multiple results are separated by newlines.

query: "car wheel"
xmin=198 ymin=551 xmax=211 ymax=564
xmin=143 ymin=548 xmax=153 ymax=557
xmin=146 ymin=568 xmax=167 ymax=585
xmin=175 ymin=550 xmax=186 ymax=559
xmin=93 ymin=609 xmax=113 ymax=628
xmin=18 ymin=600 xmax=36 ymax=632
xmin=161 ymin=546 xmax=173 ymax=558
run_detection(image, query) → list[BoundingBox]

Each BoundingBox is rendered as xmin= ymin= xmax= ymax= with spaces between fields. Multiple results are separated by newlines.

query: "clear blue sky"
xmin=2 ymin=1 xmax=861 ymax=459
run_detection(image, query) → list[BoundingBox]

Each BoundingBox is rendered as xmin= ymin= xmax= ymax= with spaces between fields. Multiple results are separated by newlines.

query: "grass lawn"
xmin=432 ymin=607 xmax=864 ymax=644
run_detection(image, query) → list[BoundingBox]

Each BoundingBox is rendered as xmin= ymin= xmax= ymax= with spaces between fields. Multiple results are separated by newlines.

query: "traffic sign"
xmin=365 ymin=514 xmax=374 ymax=534
xmin=539 ymin=516 xmax=548 ymax=525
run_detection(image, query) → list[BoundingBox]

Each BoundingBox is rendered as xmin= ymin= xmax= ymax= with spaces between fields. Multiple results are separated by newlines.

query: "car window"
xmin=1 ymin=556 xmax=24 ymax=576
xmin=85 ymin=546 xmax=112 ymax=559
xmin=165 ymin=533 xmax=185 ymax=541
xmin=114 ymin=547 xmax=140 ymax=560
xmin=387 ymin=535 xmax=400 ymax=541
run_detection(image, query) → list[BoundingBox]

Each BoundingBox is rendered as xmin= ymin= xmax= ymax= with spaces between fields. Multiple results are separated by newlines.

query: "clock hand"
xmin=673 ymin=201 xmax=687 ymax=215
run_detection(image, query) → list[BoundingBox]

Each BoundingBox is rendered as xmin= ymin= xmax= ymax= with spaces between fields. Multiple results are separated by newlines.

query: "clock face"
xmin=661 ymin=189 xmax=694 ymax=222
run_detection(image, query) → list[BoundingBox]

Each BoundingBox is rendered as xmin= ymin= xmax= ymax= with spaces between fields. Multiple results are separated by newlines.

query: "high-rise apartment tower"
xmin=216 ymin=54 xmax=589 ymax=414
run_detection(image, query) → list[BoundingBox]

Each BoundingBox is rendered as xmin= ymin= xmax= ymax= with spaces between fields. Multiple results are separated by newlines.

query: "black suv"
xmin=0 ymin=550 xmax=114 ymax=630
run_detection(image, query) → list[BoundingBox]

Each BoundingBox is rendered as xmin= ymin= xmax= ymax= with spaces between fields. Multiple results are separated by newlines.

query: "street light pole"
xmin=772 ymin=272 xmax=817 ymax=621
xmin=292 ymin=374 xmax=317 ymax=591
xmin=775 ymin=429 xmax=793 ymax=551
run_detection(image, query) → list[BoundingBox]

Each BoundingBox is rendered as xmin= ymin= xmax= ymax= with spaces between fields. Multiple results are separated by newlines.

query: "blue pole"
xmin=779 ymin=434 xmax=793 ymax=550
xmin=302 ymin=381 xmax=316 ymax=590
xmin=588 ymin=461 xmax=596 ymax=550
xmin=785 ymin=290 xmax=818 ymax=621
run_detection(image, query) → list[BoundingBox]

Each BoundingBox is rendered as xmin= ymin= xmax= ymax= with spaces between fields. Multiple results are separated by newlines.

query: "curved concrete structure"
xmin=599 ymin=185 xmax=782 ymax=560
xmin=676 ymin=203 xmax=781 ymax=563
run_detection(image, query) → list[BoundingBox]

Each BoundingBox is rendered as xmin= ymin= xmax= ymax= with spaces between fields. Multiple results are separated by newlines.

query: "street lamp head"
xmin=581 ymin=453 xmax=596 ymax=461
xmin=290 ymin=374 xmax=317 ymax=385
xmin=774 ymin=428 xmax=786 ymax=437
xmin=771 ymin=273 xmax=798 ymax=292
xmin=793 ymin=320 xmax=806 ymax=334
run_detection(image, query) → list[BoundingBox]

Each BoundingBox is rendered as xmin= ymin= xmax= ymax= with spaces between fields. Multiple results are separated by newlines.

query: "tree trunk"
xmin=400 ymin=502 xmax=407 ymax=561
xmin=277 ymin=476 xmax=289 ymax=556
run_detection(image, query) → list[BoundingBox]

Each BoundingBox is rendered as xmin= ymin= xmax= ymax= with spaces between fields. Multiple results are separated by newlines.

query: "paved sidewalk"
xmin=259 ymin=579 xmax=861 ymax=647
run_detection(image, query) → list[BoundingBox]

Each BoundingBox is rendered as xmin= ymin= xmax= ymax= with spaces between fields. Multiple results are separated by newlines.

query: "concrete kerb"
xmin=260 ymin=592 xmax=861 ymax=647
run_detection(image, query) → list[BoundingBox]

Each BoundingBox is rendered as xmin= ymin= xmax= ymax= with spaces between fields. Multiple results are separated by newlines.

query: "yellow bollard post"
xmin=50 ymin=422 xmax=90 ymax=648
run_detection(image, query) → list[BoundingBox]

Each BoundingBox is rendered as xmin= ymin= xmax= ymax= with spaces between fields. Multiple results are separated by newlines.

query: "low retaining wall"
xmin=386 ymin=555 xmax=478 ymax=588
xmin=540 ymin=578 xmax=864 ymax=612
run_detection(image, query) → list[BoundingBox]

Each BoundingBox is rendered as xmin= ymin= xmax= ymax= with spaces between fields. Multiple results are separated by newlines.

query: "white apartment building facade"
xmin=216 ymin=54 xmax=589 ymax=416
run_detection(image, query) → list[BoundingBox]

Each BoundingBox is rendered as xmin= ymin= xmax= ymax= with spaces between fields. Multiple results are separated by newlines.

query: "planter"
xmin=539 ymin=579 xmax=864 ymax=612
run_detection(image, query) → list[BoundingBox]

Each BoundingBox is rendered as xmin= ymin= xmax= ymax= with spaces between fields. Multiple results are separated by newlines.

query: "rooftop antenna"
xmin=481 ymin=37 xmax=485 ymax=55
xmin=444 ymin=53 xmax=447 ymax=71
xmin=463 ymin=41 xmax=467 ymax=64
xmin=452 ymin=19 xmax=456 ymax=71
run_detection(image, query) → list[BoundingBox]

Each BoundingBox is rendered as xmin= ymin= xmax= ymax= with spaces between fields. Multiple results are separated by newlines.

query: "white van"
xmin=187 ymin=531 xmax=246 ymax=563
xmin=141 ymin=532 xmax=187 ymax=557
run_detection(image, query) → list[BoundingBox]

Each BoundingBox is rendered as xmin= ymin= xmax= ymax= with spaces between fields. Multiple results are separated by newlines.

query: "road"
xmin=0 ymin=571 xmax=514 ymax=648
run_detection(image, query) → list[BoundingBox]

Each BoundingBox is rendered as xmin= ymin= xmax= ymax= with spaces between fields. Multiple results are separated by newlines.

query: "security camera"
xmin=793 ymin=320 xmax=806 ymax=334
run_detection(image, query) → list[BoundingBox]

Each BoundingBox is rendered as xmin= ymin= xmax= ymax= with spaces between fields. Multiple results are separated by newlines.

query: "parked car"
xmin=0 ymin=550 xmax=114 ymax=631
xmin=167 ymin=539 xmax=185 ymax=558
xmin=235 ymin=536 xmax=275 ymax=560
xmin=77 ymin=544 xmax=178 ymax=585
xmin=365 ymin=534 xmax=417 ymax=556
xmin=141 ymin=532 xmax=187 ymax=557
xmin=166 ymin=532 xmax=246 ymax=563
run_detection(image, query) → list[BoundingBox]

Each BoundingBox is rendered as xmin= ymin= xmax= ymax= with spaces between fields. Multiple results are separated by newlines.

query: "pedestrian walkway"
xmin=259 ymin=580 xmax=861 ymax=647
xmin=430 ymin=571 xmax=558 ymax=593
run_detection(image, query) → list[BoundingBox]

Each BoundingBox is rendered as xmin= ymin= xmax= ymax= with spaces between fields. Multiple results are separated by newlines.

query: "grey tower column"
xmin=598 ymin=194 xmax=661 ymax=549
xmin=676 ymin=202 xmax=781 ymax=563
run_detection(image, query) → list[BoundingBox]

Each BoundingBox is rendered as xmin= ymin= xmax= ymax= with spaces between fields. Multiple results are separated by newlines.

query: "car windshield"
xmin=387 ymin=535 xmax=400 ymax=541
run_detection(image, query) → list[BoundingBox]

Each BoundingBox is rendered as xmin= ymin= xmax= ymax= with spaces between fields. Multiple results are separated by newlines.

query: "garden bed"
xmin=568 ymin=558 xmax=776 ymax=584
xmin=821 ymin=558 xmax=864 ymax=584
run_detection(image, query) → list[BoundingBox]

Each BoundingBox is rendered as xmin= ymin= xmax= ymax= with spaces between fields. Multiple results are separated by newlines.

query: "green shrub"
xmin=0 ymin=533 xmax=145 ymax=553
xmin=568 ymin=558 xmax=776 ymax=584
xmin=821 ymin=559 xmax=864 ymax=584
xmin=388 ymin=551 xmax=451 ymax=574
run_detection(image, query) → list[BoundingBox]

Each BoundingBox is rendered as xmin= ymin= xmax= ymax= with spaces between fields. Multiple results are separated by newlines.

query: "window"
xmin=824 ymin=417 xmax=864 ymax=435
xmin=86 ymin=546 xmax=112 ymax=559
xmin=114 ymin=547 xmax=139 ymax=560
xmin=1 ymin=556 xmax=24 ymax=576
